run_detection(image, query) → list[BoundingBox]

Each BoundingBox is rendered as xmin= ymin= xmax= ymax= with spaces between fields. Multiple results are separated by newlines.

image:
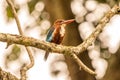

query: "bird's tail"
xmin=44 ymin=51 xmax=49 ymax=61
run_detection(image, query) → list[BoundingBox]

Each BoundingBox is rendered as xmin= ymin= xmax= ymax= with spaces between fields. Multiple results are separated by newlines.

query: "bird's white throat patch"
xmin=60 ymin=24 xmax=66 ymax=37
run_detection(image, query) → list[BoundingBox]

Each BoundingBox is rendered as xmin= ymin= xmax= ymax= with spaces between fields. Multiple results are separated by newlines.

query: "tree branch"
xmin=6 ymin=0 xmax=34 ymax=80
xmin=76 ymin=5 xmax=120 ymax=54
xmin=71 ymin=53 xmax=96 ymax=75
xmin=0 ymin=67 xmax=19 ymax=80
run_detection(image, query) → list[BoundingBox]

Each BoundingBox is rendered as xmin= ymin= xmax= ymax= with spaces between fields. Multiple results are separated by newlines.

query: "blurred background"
xmin=0 ymin=0 xmax=120 ymax=80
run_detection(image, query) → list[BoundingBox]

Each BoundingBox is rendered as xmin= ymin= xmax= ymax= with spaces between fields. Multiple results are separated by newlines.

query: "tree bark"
xmin=0 ymin=68 xmax=19 ymax=80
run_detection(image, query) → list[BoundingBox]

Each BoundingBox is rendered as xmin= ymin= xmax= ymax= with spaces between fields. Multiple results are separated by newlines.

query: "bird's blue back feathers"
xmin=46 ymin=27 xmax=55 ymax=42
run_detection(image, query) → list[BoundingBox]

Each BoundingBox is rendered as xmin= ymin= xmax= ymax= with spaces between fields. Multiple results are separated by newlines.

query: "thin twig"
xmin=71 ymin=53 xmax=96 ymax=75
xmin=6 ymin=0 xmax=34 ymax=80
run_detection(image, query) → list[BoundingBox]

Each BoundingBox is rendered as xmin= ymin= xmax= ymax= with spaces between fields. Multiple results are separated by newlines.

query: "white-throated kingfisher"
xmin=44 ymin=19 xmax=75 ymax=60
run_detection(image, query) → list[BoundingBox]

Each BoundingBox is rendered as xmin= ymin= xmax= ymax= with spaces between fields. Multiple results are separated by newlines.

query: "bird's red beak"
xmin=61 ymin=19 xmax=75 ymax=24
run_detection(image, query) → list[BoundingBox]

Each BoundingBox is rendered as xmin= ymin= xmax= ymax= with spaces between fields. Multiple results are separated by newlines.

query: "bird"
xmin=44 ymin=19 xmax=75 ymax=60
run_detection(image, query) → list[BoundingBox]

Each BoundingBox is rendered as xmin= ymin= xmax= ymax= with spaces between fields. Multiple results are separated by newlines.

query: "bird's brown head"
xmin=54 ymin=19 xmax=75 ymax=25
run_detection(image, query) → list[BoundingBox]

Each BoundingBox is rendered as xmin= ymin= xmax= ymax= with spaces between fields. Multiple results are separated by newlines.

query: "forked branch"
xmin=6 ymin=0 xmax=34 ymax=80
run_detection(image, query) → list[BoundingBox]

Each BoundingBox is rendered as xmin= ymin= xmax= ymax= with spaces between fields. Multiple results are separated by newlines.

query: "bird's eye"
xmin=59 ymin=21 xmax=63 ymax=23
xmin=60 ymin=20 xmax=64 ymax=23
xmin=57 ymin=21 xmax=63 ymax=24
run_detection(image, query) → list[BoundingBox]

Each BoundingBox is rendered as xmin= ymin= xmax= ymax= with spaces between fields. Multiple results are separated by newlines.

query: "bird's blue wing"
xmin=46 ymin=27 xmax=55 ymax=42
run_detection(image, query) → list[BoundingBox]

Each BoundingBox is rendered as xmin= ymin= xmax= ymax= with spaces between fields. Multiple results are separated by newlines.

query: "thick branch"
xmin=0 ymin=67 xmax=19 ymax=80
xmin=0 ymin=33 xmax=96 ymax=75
xmin=0 ymin=33 xmax=70 ymax=53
